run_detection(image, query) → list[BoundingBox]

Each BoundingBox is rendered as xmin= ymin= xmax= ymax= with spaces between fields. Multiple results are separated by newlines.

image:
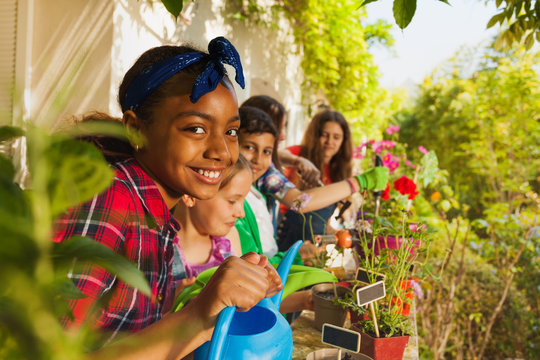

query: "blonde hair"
xmin=220 ymin=153 xmax=252 ymax=189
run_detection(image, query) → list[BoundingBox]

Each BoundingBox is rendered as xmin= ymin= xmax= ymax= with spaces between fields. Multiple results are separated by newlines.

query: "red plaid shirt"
xmin=54 ymin=158 xmax=181 ymax=341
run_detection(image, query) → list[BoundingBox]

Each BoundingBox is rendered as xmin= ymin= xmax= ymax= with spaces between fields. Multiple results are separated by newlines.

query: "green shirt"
xmin=235 ymin=197 xmax=303 ymax=266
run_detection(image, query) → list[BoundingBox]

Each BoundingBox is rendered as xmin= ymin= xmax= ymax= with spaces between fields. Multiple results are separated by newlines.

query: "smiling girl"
xmin=53 ymin=38 xmax=281 ymax=359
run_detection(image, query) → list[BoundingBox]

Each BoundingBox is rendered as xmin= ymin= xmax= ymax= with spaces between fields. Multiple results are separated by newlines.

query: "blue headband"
xmin=121 ymin=37 xmax=245 ymax=112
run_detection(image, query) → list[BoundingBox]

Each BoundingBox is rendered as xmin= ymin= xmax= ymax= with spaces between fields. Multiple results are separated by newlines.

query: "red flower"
xmin=382 ymin=182 xmax=391 ymax=200
xmin=393 ymin=176 xmax=419 ymax=200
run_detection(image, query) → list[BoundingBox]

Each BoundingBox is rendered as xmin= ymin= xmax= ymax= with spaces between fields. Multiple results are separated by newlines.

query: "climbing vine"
xmin=225 ymin=0 xmax=398 ymax=140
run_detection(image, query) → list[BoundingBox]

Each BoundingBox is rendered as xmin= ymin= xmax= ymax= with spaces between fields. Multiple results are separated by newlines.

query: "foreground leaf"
xmin=44 ymin=137 xmax=114 ymax=216
xmin=0 ymin=126 xmax=24 ymax=142
xmin=393 ymin=0 xmax=417 ymax=29
xmin=160 ymin=0 xmax=183 ymax=18
xmin=52 ymin=236 xmax=151 ymax=297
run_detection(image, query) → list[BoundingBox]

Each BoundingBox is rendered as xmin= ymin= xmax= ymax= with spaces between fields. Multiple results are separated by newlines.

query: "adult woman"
xmin=277 ymin=110 xmax=353 ymax=251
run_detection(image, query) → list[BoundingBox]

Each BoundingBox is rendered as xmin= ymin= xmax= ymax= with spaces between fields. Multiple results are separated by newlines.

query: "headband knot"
xmin=190 ymin=37 xmax=245 ymax=103
xmin=121 ymin=36 xmax=245 ymax=112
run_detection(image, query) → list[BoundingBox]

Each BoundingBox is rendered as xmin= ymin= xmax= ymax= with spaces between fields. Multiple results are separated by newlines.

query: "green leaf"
xmin=64 ymin=120 xmax=129 ymax=141
xmin=393 ymin=0 xmax=417 ymax=29
xmin=52 ymin=236 xmax=151 ymax=297
xmin=437 ymin=0 xmax=450 ymax=4
xmin=173 ymin=265 xmax=337 ymax=312
xmin=0 ymin=297 xmax=43 ymax=359
xmin=487 ymin=13 xmax=503 ymax=29
xmin=523 ymin=32 xmax=534 ymax=50
xmin=281 ymin=266 xmax=338 ymax=300
xmin=419 ymin=151 xmax=438 ymax=187
xmin=0 ymin=126 xmax=24 ymax=142
xmin=160 ymin=0 xmax=183 ymax=18
xmin=439 ymin=199 xmax=451 ymax=212
xmin=0 ymin=175 xmax=30 ymax=219
xmin=49 ymin=277 xmax=87 ymax=300
xmin=0 ymin=153 xmax=15 ymax=181
xmin=45 ymin=137 xmax=114 ymax=216
xmin=359 ymin=0 xmax=379 ymax=8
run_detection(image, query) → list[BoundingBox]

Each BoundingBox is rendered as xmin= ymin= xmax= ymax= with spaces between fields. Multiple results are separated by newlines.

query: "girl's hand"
xmin=174 ymin=277 xmax=197 ymax=299
xmin=279 ymin=289 xmax=313 ymax=313
xmin=192 ymin=253 xmax=283 ymax=327
xmin=301 ymin=290 xmax=314 ymax=311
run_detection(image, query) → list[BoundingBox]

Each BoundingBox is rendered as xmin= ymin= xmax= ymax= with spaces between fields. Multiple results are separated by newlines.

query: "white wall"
xmin=110 ymin=0 xmax=305 ymax=129
xmin=13 ymin=0 xmax=306 ymax=136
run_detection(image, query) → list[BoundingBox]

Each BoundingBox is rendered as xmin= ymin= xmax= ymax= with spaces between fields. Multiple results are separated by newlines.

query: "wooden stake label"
xmin=321 ymin=323 xmax=361 ymax=353
xmin=356 ymin=280 xmax=386 ymax=307
xmin=355 ymin=267 xmax=385 ymax=284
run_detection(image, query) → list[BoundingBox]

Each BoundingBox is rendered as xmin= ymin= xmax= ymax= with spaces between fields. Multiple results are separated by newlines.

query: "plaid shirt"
xmin=54 ymin=158 xmax=181 ymax=341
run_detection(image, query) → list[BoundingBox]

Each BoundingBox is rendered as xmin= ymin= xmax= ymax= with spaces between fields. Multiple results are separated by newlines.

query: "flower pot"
xmin=306 ymin=348 xmax=369 ymax=360
xmin=353 ymin=236 xmax=419 ymax=261
xmin=312 ymin=283 xmax=350 ymax=331
xmin=351 ymin=325 xmax=409 ymax=360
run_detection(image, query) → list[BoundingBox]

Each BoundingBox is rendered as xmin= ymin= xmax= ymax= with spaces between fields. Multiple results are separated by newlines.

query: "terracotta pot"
xmin=311 ymin=283 xmax=350 ymax=331
xmin=351 ymin=325 xmax=409 ymax=360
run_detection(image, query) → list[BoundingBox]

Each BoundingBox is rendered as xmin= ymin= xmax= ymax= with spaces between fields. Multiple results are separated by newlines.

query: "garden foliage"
xmin=398 ymin=43 xmax=539 ymax=359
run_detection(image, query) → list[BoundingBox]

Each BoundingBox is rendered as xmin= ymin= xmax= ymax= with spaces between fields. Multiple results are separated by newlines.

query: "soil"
xmin=315 ymin=290 xmax=344 ymax=300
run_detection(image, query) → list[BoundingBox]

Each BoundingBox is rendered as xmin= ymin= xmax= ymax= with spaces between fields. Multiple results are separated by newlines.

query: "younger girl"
xmin=173 ymin=154 xmax=252 ymax=278
xmin=173 ymin=154 xmax=313 ymax=314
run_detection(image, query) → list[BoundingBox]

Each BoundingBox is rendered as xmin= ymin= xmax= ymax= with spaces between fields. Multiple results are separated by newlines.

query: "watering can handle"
xmin=207 ymin=306 xmax=235 ymax=360
xmin=271 ymin=240 xmax=303 ymax=309
xmin=206 ymin=240 xmax=303 ymax=360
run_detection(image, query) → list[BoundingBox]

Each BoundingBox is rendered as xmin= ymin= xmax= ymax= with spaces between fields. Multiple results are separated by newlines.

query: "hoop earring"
xmin=181 ymin=194 xmax=196 ymax=208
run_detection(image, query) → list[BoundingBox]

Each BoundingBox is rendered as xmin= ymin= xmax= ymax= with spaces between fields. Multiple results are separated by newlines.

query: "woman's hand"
xmin=295 ymin=157 xmax=321 ymax=188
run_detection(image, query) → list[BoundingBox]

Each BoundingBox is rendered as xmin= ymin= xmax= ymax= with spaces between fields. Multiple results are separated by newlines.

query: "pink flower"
xmin=408 ymin=222 xmax=426 ymax=232
xmin=352 ymin=146 xmax=365 ymax=160
xmin=404 ymin=159 xmax=416 ymax=169
xmin=418 ymin=146 xmax=429 ymax=154
xmin=373 ymin=140 xmax=396 ymax=154
xmin=385 ymin=125 xmax=400 ymax=135
xmin=382 ymin=153 xmax=400 ymax=172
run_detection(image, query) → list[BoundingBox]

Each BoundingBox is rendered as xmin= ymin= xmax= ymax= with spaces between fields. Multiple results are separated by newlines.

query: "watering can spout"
xmin=270 ymin=240 xmax=303 ymax=309
xmin=203 ymin=240 xmax=303 ymax=360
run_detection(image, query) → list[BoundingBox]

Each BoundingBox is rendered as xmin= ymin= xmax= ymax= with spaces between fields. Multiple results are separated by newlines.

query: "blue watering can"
xmin=194 ymin=240 xmax=303 ymax=360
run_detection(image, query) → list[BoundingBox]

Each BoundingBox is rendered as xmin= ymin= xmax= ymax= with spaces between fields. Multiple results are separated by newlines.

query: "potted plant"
xmin=332 ymin=131 xmax=439 ymax=360
xmin=311 ymin=282 xmax=351 ymax=331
